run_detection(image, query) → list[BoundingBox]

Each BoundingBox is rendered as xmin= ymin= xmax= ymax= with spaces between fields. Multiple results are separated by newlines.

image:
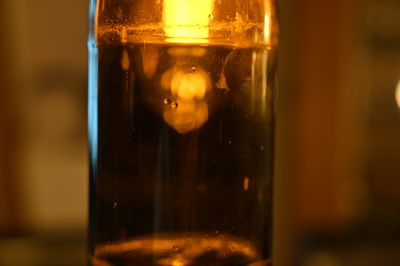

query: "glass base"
xmin=93 ymin=233 xmax=270 ymax=266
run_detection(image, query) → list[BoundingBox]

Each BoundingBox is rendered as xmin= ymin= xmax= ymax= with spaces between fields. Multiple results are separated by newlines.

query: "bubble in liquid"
xmin=173 ymin=245 xmax=183 ymax=253
xmin=260 ymin=145 xmax=265 ymax=151
xmin=113 ymin=202 xmax=118 ymax=208
xmin=191 ymin=67 xmax=197 ymax=72
xmin=164 ymin=98 xmax=171 ymax=105
xmin=214 ymin=230 xmax=219 ymax=236
xmin=228 ymin=140 xmax=232 ymax=145
xmin=172 ymin=102 xmax=179 ymax=108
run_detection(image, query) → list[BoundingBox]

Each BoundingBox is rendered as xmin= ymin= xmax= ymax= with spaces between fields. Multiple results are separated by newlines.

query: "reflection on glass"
xmin=163 ymin=0 xmax=213 ymax=42
xmin=161 ymin=66 xmax=211 ymax=133
xmin=395 ymin=79 xmax=400 ymax=109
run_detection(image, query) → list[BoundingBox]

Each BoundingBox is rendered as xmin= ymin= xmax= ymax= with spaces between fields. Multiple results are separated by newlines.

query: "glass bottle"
xmin=88 ymin=0 xmax=279 ymax=265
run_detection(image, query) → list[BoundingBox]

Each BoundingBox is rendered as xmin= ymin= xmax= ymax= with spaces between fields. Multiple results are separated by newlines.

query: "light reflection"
xmin=170 ymin=69 xmax=210 ymax=100
xmin=263 ymin=1 xmax=272 ymax=44
xmin=87 ymin=37 xmax=99 ymax=249
xmin=216 ymin=73 xmax=228 ymax=90
xmin=120 ymin=49 xmax=130 ymax=71
xmin=261 ymin=50 xmax=268 ymax=118
xmin=94 ymin=233 xmax=262 ymax=266
xmin=395 ymin=79 xmax=400 ymax=108
xmin=163 ymin=0 xmax=214 ymax=43
xmin=171 ymin=259 xmax=185 ymax=266
xmin=161 ymin=67 xmax=211 ymax=134
xmin=163 ymin=100 xmax=208 ymax=134
xmin=251 ymin=51 xmax=257 ymax=113
xmin=88 ymin=41 xmax=99 ymax=169
xmin=168 ymin=47 xmax=207 ymax=57
xmin=249 ymin=49 xmax=269 ymax=118
xmin=243 ymin=177 xmax=250 ymax=191
xmin=141 ymin=46 xmax=159 ymax=78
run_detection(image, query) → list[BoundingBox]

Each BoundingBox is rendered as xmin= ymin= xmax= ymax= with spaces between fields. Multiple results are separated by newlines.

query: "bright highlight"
xmin=161 ymin=67 xmax=211 ymax=134
xmin=163 ymin=0 xmax=214 ymax=42
xmin=396 ymin=79 xmax=400 ymax=109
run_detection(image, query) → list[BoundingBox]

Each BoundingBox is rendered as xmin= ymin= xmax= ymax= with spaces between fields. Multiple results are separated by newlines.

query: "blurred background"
xmin=0 ymin=0 xmax=399 ymax=265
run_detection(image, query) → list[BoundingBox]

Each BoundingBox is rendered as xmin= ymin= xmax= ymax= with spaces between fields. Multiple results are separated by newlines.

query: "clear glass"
xmin=88 ymin=0 xmax=278 ymax=265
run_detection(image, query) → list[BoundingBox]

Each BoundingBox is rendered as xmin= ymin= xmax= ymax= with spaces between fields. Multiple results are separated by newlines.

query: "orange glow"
xmin=171 ymin=259 xmax=185 ymax=266
xmin=168 ymin=47 xmax=207 ymax=57
xmin=161 ymin=67 xmax=211 ymax=134
xmin=94 ymin=233 xmax=262 ymax=266
xmin=163 ymin=0 xmax=214 ymax=43
xmin=120 ymin=49 xmax=130 ymax=71
xmin=161 ymin=67 xmax=211 ymax=99
xmin=141 ymin=46 xmax=159 ymax=79
xmin=396 ymin=79 xmax=400 ymax=108
xmin=264 ymin=1 xmax=272 ymax=44
xmin=170 ymin=70 xmax=210 ymax=100
xmin=163 ymin=100 xmax=208 ymax=134
xmin=243 ymin=177 xmax=250 ymax=191
xmin=264 ymin=14 xmax=271 ymax=43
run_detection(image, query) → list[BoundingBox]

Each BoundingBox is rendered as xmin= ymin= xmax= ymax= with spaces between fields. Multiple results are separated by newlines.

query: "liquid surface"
xmin=89 ymin=36 xmax=276 ymax=265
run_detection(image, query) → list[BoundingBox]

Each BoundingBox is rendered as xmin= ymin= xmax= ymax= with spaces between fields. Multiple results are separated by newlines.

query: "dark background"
xmin=0 ymin=0 xmax=400 ymax=265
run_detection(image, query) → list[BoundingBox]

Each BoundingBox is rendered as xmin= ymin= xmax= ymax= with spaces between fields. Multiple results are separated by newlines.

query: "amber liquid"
xmin=88 ymin=33 xmax=276 ymax=265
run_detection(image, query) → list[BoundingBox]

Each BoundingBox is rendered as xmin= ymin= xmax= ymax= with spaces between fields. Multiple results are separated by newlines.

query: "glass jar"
xmin=88 ymin=0 xmax=279 ymax=265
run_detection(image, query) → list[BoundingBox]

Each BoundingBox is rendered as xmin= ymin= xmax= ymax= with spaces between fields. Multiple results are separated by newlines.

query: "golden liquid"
xmin=88 ymin=32 xmax=276 ymax=265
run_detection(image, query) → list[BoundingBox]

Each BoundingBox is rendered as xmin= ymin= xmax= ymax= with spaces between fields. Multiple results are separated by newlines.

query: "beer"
xmin=89 ymin=29 xmax=276 ymax=265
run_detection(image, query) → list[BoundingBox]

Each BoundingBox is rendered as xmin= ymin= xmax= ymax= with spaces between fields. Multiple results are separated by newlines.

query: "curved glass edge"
xmin=88 ymin=0 xmax=97 ymax=47
xmin=87 ymin=0 xmax=98 ymax=263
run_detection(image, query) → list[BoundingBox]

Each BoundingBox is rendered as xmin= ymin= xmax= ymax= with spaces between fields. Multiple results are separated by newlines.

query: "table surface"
xmin=0 ymin=232 xmax=86 ymax=266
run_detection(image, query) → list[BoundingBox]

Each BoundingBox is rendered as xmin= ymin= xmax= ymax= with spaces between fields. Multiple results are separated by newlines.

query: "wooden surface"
xmin=0 ymin=1 xmax=21 ymax=234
